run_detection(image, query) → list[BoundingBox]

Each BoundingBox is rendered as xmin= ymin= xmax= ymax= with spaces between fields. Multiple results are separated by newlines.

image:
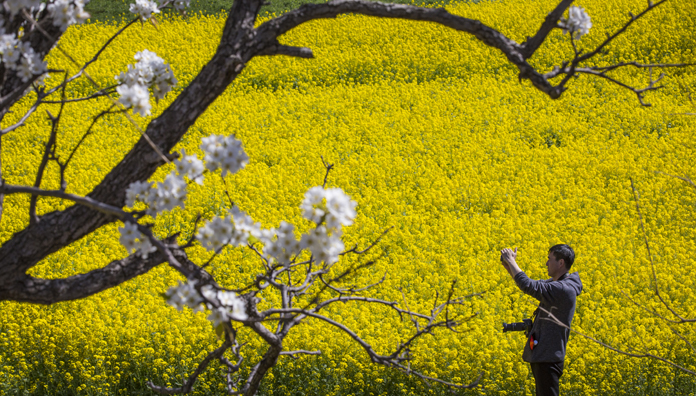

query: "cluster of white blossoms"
xmin=196 ymin=207 xmax=269 ymax=252
xmin=0 ymin=32 xmax=46 ymax=82
xmin=118 ymin=222 xmax=157 ymax=259
xmin=264 ymin=222 xmax=301 ymax=264
xmin=302 ymin=186 xmax=358 ymax=229
xmin=122 ymin=135 xmax=247 ymax=251
xmin=166 ymin=280 xmax=248 ymax=325
xmin=115 ymin=50 xmax=177 ymax=116
xmin=300 ymin=225 xmax=344 ymax=264
xmin=125 ymin=171 xmax=187 ymax=216
xmin=200 ymin=134 xmax=250 ymax=177
xmin=299 ymin=187 xmax=357 ymax=264
xmin=129 ymin=0 xmax=159 ymax=21
xmin=3 ymin=0 xmax=88 ymax=30
xmin=47 ymin=0 xmax=90 ymax=31
xmin=174 ymin=149 xmax=205 ymax=185
xmin=560 ymin=6 xmax=592 ymax=39
xmin=3 ymin=0 xmax=43 ymax=15
xmin=190 ymin=186 xmax=357 ymax=266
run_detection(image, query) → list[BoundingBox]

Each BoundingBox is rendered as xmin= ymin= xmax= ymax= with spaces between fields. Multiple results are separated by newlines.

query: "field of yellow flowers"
xmin=1 ymin=0 xmax=696 ymax=394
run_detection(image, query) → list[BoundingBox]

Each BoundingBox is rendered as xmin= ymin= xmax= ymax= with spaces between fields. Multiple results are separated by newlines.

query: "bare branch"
xmin=263 ymin=308 xmax=480 ymax=388
xmin=0 ymin=234 xmax=181 ymax=303
xmin=618 ymin=289 xmax=689 ymax=325
xmin=63 ymin=105 xmax=119 ymax=170
xmin=320 ymin=156 xmax=334 ymax=188
xmin=630 ymin=178 xmax=695 ymax=322
xmin=314 ymin=295 xmax=429 ymax=321
xmin=80 ymin=18 xmax=140 ymax=72
xmin=316 ymin=271 xmax=387 ymax=295
xmin=149 ymin=339 xmax=232 ymax=394
xmin=536 ymin=306 xmax=696 ymax=376
xmin=546 ymin=64 xmax=687 ymax=106
xmin=538 ymin=0 xmax=690 ymax=105
xmin=657 ymin=172 xmax=696 ymax=190
xmin=0 ymin=98 xmax=42 ymax=135
xmin=0 ymin=183 xmax=128 ymax=219
xmin=669 ymin=326 xmax=696 ymax=356
xmin=29 ymin=79 xmax=68 ymax=224
xmin=576 ymin=0 xmax=669 ymax=64
xmin=39 ymin=87 xmax=117 ymax=104
xmin=400 ymin=288 xmax=421 ymax=331
xmin=279 ymin=350 xmax=322 ymax=359
xmin=340 ymin=226 xmax=393 ymax=255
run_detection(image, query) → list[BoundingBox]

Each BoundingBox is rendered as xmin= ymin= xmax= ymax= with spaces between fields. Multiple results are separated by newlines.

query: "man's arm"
xmin=500 ymin=247 xmax=564 ymax=303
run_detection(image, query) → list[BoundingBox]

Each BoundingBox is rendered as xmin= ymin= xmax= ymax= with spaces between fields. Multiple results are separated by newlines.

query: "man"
xmin=500 ymin=244 xmax=583 ymax=396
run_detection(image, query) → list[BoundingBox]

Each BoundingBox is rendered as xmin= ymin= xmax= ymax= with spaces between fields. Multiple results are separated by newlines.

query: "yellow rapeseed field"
xmin=1 ymin=0 xmax=695 ymax=394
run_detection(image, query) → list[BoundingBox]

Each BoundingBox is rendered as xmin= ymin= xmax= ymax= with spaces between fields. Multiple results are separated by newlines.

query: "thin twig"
xmin=320 ymin=156 xmax=334 ymax=188
xmin=630 ymin=178 xmax=694 ymax=322
xmin=536 ymin=306 xmax=696 ymax=376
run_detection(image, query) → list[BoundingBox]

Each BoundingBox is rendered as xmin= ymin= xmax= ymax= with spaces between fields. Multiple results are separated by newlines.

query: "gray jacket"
xmin=513 ymin=271 xmax=583 ymax=363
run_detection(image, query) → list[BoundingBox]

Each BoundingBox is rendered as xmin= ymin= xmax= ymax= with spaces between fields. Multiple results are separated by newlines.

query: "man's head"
xmin=546 ymin=244 xmax=575 ymax=280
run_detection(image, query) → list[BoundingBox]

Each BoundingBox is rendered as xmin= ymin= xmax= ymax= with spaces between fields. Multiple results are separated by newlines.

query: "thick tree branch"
xmin=0 ymin=0 xmax=265 ymax=289
xmin=521 ymin=0 xmax=574 ymax=59
xmin=253 ymin=0 xmax=560 ymax=98
xmin=0 ymin=234 xmax=180 ymax=304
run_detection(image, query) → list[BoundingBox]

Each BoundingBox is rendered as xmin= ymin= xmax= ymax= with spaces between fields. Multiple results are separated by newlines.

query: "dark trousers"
xmin=530 ymin=361 xmax=564 ymax=396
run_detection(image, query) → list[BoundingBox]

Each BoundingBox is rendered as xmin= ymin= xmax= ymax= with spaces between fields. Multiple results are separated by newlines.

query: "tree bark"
xmin=0 ymin=0 xmax=266 ymax=300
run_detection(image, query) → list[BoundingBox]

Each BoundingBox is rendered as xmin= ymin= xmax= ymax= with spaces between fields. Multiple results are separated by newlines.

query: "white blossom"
xmin=115 ymin=50 xmax=177 ymax=116
xmin=200 ymin=284 xmax=217 ymax=302
xmin=225 ymin=295 xmax=248 ymax=321
xmin=123 ymin=173 xmax=187 ymax=217
xmin=172 ymin=0 xmax=190 ymax=11
xmin=148 ymin=172 xmax=187 ymax=215
xmin=200 ymin=134 xmax=249 ymax=177
xmin=195 ymin=207 xmax=259 ymax=252
xmin=47 ymin=0 xmax=90 ymax=31
xmin=300 ymin=186 xmax=357 ymax=230
xmin=324 ymin=187 xmax=357 ymax=228
xmin=196 ymin=215 xmax=235 ymax=252
xmin=207 ymin=307 xmax=228 ymax=326
xmin=264 ymin=221 xmax=300 ymax=265
xmin=174 ymin=149 xmax=205 ymax=184
xmin=116 ymin=84 xmax=151 ymax=116
xmin=166 ymin=279 xmax=204 ymax=312
xmin=4 ymin=0 xmax=43 ymax=15
xmin=0 ymin=33 xmax=20 ymax=69
xmin=118 ymin=221 xmax=157 ymax=259
xmin=125 ymin=180 xmax=152 ymax=208
xmin=560 ymin=6 xmax=592 ymax=40
xmin=300 ymin=225 xmax=344 ymax=265
xmin=15 ymin=48 xmax=47 ymax=83
xmin=230 ymin=206 xmax=266 ymax=242
xmin=301 ymin=186 xmax=326 ymax=224
xmin=129 ymin=0 xmax=160 ymax=21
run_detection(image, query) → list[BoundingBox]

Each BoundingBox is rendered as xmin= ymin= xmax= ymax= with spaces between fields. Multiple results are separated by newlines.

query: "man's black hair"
xmin=549 ymin=244 xmax=575 ymax=270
